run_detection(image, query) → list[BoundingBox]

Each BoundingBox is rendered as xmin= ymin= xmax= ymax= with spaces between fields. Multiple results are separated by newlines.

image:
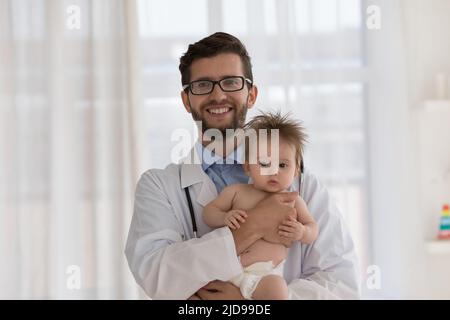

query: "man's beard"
xmin=190 ymin=100 xmax=248 ymax=135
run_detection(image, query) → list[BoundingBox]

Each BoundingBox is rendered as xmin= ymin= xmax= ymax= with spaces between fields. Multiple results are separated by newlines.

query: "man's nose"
xmin=208 ymin=82 xmax=227 ymax=100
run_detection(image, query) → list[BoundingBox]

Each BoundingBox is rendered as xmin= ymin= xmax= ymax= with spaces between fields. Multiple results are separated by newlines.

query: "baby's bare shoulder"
xmin=218 ymin=183 xmax=246 ymax=196
xmin=230 ymin=184 xmax=264 ymax=210
xmin=223 ymin=184 xmax=259 ymax=201
xmin=223 ymin=183 xmax=252 ymax=193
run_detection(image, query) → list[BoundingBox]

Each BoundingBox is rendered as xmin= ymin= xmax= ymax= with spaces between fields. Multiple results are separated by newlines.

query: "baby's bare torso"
xmin=232 ymin=184 xmax=290 ymax=267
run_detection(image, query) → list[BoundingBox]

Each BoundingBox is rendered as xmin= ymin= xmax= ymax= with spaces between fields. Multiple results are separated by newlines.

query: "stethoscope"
xmin=184 ymin=160 xmax=304 ymax=238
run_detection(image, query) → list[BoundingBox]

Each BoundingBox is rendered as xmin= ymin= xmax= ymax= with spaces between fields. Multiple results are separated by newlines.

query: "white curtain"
xmin=0 ymin=0 xmax=144 ymax=299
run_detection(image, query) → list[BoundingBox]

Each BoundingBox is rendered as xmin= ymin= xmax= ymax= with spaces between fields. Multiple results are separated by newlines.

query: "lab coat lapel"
xmin=180 ymin=147 xmax=218 ymax=208
xmin=196 ymin=176 xmax=218 ymax=207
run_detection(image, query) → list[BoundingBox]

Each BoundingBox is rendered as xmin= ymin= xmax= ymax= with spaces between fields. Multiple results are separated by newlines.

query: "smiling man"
xmin=181 ymin=53 xmax=255 ymax=134
xmin=179 ymin=33 xmax=256 ymax=135
xmin=125 ymin=32 xmax=360 ymax=300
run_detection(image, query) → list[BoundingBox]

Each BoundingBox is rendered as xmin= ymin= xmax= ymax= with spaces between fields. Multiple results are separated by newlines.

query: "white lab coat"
xmin=125 ymin=148 xmax=361 ymax=299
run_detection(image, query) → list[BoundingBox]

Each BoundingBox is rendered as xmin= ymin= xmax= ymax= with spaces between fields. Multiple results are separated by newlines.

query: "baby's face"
xmin=246 ymin=138 xmax=298 ymax=193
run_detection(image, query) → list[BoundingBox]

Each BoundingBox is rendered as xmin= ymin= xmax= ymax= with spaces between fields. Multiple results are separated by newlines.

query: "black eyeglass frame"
xmin=182 ymin=76 xmax=253 ymax=95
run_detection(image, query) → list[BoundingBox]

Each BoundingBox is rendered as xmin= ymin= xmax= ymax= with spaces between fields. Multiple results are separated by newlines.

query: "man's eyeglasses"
xmin=183 ymin=76 xmax=253 ymax=95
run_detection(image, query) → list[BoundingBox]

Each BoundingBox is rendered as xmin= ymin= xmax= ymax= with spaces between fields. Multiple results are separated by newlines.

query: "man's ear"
xmin=181 ymin=90 xmax=191 ymax=113
xmin=246 ymin=85 xmax=258 ymax=109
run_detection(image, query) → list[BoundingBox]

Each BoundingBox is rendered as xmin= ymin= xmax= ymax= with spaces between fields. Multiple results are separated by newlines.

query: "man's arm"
xmin=125 ymin=170 xmax=242 ymax=300
xmin=231 ymin=192 xmax=299 ymax=254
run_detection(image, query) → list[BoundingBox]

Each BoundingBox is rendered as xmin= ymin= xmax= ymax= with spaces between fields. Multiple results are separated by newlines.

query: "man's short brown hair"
xmin=244 ymin=111 xmax=307 ymax=171
xmin=179 ymin=32 xmax=253 ymax=88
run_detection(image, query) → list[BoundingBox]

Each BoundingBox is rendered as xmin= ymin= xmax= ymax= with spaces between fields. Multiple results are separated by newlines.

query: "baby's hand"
xmin=278 ymin=216 xmax=305 ymax=242
xmin=224 ymin=210 xmax=247 ymax=230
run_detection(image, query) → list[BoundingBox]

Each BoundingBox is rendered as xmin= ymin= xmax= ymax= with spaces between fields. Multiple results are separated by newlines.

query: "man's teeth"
xmin=208 ymin=108 xmax=230 ymax=114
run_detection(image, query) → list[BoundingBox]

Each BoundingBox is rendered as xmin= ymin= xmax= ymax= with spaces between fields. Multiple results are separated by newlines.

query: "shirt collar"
xmin=195 ymin=141 xmax=245 ymax=171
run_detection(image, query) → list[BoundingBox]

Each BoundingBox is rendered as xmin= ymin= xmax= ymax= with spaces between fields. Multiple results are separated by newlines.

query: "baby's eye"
xmin=279 ymin=163 xmax=287 ymax=168
xmin=259 ymin=161 xmax=271 ymax=167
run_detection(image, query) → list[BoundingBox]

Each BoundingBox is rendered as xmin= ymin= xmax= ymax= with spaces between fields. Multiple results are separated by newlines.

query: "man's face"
xmin=181 ymin=53 xmax=258 ymax=134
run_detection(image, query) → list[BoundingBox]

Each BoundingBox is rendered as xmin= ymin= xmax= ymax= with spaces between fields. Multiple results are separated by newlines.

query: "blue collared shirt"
xmin=195 ymin=142 xmax=249 ymax=194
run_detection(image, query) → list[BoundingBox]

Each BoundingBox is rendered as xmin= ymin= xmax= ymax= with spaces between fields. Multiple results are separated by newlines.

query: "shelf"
xmin=426 ymin=240 xmax=450 ymax=254
xmin=423 ymin=99 xmax=450 ymax=103
xmin=421 ymin=100 xmax=450 ymax=110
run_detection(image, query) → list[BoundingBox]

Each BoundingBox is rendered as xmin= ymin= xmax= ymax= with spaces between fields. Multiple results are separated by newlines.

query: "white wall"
xmin=404 ymin=0 xmax=450 ymax=105
xmin=366 ymin=0 xmax=450 ymax=299
xmin=404 ymin=0 xmax=450 ymax=299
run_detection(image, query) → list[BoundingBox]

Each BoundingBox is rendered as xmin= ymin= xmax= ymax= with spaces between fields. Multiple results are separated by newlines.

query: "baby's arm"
xmin=203 ymin=185 xmax=247 ymax=229
xmin=278 ymin=196 xmax=318 ymax=244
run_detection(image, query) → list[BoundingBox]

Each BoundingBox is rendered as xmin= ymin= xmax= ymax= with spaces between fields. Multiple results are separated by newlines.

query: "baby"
xmin=203 ymin=111 xmax=318 ymax=300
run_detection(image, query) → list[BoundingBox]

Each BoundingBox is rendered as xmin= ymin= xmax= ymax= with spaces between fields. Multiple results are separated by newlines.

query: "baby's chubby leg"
xmin=251 ymin=275 xmax=289 ymax=300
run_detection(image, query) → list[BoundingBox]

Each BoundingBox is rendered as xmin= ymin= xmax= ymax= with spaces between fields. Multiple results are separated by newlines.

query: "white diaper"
xmin=230 ymin=260 xmax=285 ymax=300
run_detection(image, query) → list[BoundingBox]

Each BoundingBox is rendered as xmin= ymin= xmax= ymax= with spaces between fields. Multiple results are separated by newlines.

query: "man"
xmin=125 ymin=32 xmax=360 ymax=299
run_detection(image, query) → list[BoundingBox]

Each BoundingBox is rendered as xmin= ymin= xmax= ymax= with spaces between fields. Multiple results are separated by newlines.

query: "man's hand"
xmin=196 ymin=280 xmax=244 ymax=300
xmin=279 ymin=215 xmax=304 ymax=242
xmin=251 ymin=192 xmax=298 ymax=244
xmin=231 ymin=192 xmax=298 ymax=254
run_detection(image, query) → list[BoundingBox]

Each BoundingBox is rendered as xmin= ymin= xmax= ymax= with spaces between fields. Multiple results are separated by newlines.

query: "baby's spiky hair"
xmin=244 ymin=111 xmax=307 ymax=170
